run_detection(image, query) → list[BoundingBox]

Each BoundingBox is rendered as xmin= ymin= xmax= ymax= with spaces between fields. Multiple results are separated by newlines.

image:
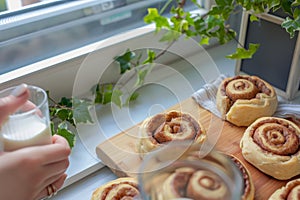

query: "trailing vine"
xmin=50 ymin=0 xmax=300 ymax=148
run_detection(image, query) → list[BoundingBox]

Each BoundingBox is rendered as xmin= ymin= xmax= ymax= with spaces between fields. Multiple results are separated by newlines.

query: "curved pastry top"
xmin=138 ymin=110 xmax=206 ymax=157
xmin=268 ymin=178 xmax=300 ymax=200
xmin=161 ymin=167 xmax=230 ymax=200
xmin=240 ymin=117 xmax=300 ymax=180
xmin=216 ymin=75 xmax=278 ymax=126
xmin=91 ymin=177 xmax=139 ymax=200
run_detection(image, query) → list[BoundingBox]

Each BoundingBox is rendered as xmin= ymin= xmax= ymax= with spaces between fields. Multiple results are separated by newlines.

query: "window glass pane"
xmin=0 ymin=0 xmax=198 ymax=74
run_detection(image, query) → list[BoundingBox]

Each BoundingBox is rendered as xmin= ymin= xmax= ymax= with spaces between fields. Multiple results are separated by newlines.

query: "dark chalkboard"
xmin=236 ymin=11 xmax=300 ymax=100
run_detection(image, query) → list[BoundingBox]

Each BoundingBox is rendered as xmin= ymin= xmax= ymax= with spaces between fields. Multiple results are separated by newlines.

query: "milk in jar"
xmin=1 ymin=115 xmax=52 ymax=151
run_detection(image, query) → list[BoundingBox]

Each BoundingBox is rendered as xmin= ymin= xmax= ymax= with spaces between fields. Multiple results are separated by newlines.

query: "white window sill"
xmin=51 ymin=40 xmax=238 ymax=199
xmin=0 ymin=19 xmax=238 ymax=193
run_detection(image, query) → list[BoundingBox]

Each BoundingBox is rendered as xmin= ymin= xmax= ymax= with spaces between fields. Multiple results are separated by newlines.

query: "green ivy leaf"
xmin=159 ymin=30 xmax=181 ymax=42
xmin=180 ymin=19 xmax=189 ymax=32
xmin=135 ymin=68 xmax=149 ymax=87
xmin=190 ymin=0 xmax=202 ymax=8
xmin=282 ymin=16 xmax=300 ymax=38
xmin=102 ymin=91 xmax=112 ymax=104
xmin=55 ymin=108 xmax=70 ymax=121
xmin=114 ymin=49 xmax=136 ymax=74
xmin=56 ymin=122 xmax=76 ymax=148
xmin=294 ymin=7 xmax=300 ymax=18
xmin=142 ymin=50 xmax=156 ymax=64
xmin=144 ymin=8 xmax=170 ymax=31
xmin=129 ymin=92 xmax=139 ymax=102
xmin=226 ymin=43 xmax=260 ymax=59
xmin=193 ymin=16 xmax=206 ymax=33
xmin=250 ymin=15 xmax=259 ymax=22
xmin=59 ymin=97 xmax=72 ymax=107
xmin=124 ymin=92 xmax=139 ymax=106
xmin=281 ymin=0 xmax=293 ymax=16
xmin=111 ymin=89 xmax=123 ymax=108
xmin=237 ymin=0 xmax=267 ymax=12
xmin=73 ymin=98 xmax=93 ymax=124
xmin=215 ymin=0 xmax=234 ymax=7
xmin=137 ymin=50 xmax=156 ymax=87
xmin=208 ymin=6 xmax=224 ymax=15
xmin=94 ymin=84 xmax=124 ymax=106
xmin=292 ymin=0 xmax=300 ymax=6
xmin=200 ymin=36 xmax=210 ymax=45
xmin=93 ymin=84 xmax=103 ymax=104
xmin=206 ymin=15 xmax=223 ymax=33
xmin=268 ymin=0 xmax=281 ymax=9
xmin=209 ymin=0 xmax=234 ymax=19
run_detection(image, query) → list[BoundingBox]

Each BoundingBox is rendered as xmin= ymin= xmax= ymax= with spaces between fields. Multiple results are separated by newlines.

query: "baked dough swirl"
xmin=216 ymin=75 xmax=278 ymax=126
xmin=240 ymin=117 xmax=300 ymax=180
xmin=268 ymin=178 xmax=300 ymax=200
xmin=138 ymin=110 xmax=206 ymax=157
xmin=91 ymin=177 xmax=139 ymax=200
xmin=161 ymin=167 xmax=229 ymax=199
xmin=187 ymin=152 xmax=255 ymax=200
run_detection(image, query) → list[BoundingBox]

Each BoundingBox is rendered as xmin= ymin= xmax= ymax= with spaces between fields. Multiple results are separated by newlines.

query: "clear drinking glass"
xmin=138 ymin=141 xmax=243 ymax=200
xmin=0 ymin=84 xmax=52 ymax=151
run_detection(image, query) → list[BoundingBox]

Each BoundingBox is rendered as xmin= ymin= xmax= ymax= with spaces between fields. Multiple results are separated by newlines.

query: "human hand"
xmin=0 ymin=84 xmax=71 ymax=199
xmin=0 ymin=84 xmax=29 ymax=124
xmin=0 ymin=134 xmax=71 ymax=200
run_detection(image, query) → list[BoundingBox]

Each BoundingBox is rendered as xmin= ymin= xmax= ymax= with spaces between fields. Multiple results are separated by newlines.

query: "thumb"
xmin=0 ymin=86 xmax=29 ymax=124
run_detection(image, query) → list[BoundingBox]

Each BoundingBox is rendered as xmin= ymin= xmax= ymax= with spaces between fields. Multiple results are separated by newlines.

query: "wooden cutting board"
xmin=96 ymin=97 xmax=291 ymax=199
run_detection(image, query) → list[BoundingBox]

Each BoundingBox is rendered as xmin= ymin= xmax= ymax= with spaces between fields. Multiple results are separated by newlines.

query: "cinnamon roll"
xmin=285 ymin=116 xmax=300 ymax=128
xmin=216 ymin=75 xmax=278 ymax=126
xmin=187 ymin=152 xmax=255 ymax=200
xmin=161 ymin=167 xmax=230 ymax=199
xmin=137 ymin=110 xmax=206 ymax=157
xmin=240 ymin=117 xmax=300 ymax=180
xmin=268 ymin=178 xmax=300 ymax=200
xmin=228 ymin=154 xmax=255 ymax=200
xmin=91 ymin=177 xmax=139 ymax=200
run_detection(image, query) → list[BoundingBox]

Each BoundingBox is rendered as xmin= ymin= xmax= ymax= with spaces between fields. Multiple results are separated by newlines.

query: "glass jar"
xmin=138 ymin=141 xmax=243 ymax=200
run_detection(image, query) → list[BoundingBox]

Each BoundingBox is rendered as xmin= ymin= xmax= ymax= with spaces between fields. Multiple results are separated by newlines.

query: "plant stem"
xmin=48 ymin=95 xmax=73 ymax=110
xmin=48 ymin=95 xmax=58 ymax=106
xmin=155 ymin=39 xmax=177 ymax=60
xmin=179 ymin=0 xmax=186 ymax=8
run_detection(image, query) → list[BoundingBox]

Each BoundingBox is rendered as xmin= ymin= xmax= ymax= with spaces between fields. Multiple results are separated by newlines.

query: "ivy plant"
xmin=48 ymin=95 xmax=93 ymax=148
xmin=50 ymin=0 xmax=300 ymax=148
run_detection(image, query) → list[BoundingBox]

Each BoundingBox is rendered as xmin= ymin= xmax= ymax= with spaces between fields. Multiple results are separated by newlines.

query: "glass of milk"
xmin=0 ymin=84 xmax=52 ymax=151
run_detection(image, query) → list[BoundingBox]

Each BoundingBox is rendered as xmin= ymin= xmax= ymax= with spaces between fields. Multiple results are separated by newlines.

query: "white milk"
xmin=1 ymin=115 xmax=52 ymax=151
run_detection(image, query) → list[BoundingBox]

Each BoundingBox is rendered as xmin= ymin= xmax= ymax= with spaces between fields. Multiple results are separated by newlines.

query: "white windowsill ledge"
xmin=0 ymin=14 xmax=237 ymax=194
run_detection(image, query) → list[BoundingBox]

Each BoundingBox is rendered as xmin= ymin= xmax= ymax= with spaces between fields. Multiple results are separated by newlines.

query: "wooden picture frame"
xmin=235 ymin=10 xmax=300 ymax=100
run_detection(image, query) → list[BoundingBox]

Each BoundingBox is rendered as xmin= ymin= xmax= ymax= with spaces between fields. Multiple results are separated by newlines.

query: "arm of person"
xmin=0 ymin=134 xmax=71 ymax=200
xmin=0 ymin=85 xmax=71 ymax=200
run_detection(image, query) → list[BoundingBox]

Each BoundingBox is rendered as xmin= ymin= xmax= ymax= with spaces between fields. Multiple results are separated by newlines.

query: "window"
xmin=0 ymin=0 xmax=198 ymax=74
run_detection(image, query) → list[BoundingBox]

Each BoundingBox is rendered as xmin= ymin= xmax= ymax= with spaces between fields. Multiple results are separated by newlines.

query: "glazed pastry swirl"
xmin=138 ymin=110 xmax=206 ymax=156
xmin=216 ymin=75 xmax=278 ymax=126
xmin=153 ymin=116 xmax=198 ymax=143
xmin=240 ymin=117 xmax=300 ymax=180
xmin=269 ymin=178 xmax=300 ymax=200
xmin=91 ymin=177 xmax=139 ymax=200
xmin=187 ymin=170 xmax=229 ymax=200
xmin=225 ymin=78 xmax=259 ymax=101
xmin=162 ymin=167 xmax=229 ymax=200
xmin=220 ymin=76 xmax=272 ymax=102
xmin=187 ymin=152 xmax=255 ymax=200
xmin=251 ymin=119 xmax=299 ymax=156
